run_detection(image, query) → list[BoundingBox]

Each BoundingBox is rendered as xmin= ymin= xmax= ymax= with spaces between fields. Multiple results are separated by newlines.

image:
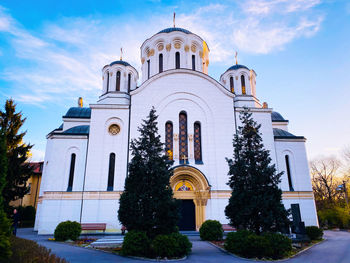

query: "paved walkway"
xmin=17 ymin=228 xmax=350 ymax=263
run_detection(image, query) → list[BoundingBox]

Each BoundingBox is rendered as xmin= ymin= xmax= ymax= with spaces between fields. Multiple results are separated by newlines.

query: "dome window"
xmin=159 ymin=53 xmax=163 ymax=73
xmin=116 ymin=71 xmax=121 ymax=91
xmin=230 ymin=76 xmax=234 ymax=93
xmin=241 ymin=75 xmax=246 ymax=94
xmin=128 ymin=73 xmax=131 ymax=92
xmin=147 ymin=60 xmax=150 ymax=79
xmin=192 ymin=55 xmax=196 ymax=71
xmin=175 ymin=52 xmax=180 ymax=69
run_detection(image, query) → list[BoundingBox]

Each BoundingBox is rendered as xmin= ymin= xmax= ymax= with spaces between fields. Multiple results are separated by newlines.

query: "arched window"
xmin=116 ymin=71 xmax=121 ymax=91
xmin=107 ymin=153 xmax=116 ymax=191
xmin=106 ymin=71 xmax=109 ymax=92
xmin=175 ymin=52 xmax=180 ymax=69
xmin=241 ymin=75 xmax=246 ymax=94
xmin=194 ymin=122 xmax=202 ymax=163
xmin=179 ymin=112 xmax=188 ymax=164
xmin=159 ymin=54 xmax=163 ymax=73
xmin=192 ymin=55 xmax=196 ymax=71
xmin=128 ymin=73 xmax=131 ymax=92
xmin=285 ymin=155 xmax=294 ymax=191
xmin=147 ymin=60 xmax=150 ymax=79
xmin=165 ymin=121 xmax=173 ymax=160
xmin=230 ymin=76 xmax=234 ymax=93
xmin=67 ymin=153 xmax=76 ymax=192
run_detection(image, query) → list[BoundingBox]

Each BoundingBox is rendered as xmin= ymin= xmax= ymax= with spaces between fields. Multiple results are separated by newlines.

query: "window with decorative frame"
xmin=179 ymin=112 xmax=188 ymax=164
xmin=165 ymin=121 xmax=173 ymax=160
xmin=194 ymin=122 xmax=202 ymax=163
xmin=159 ymin=53 xmax=163 ymax=73
xmin=230 ymin=76 xmax=234 ymax=93
xmin=241 ymin=75 xmax=246 ymax=94
xmin=116 ymin=71 xmax=121 ymax=91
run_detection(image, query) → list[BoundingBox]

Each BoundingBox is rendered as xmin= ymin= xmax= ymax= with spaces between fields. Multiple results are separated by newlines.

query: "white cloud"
xmin=0 ymin=1 xmax=323 ymax=105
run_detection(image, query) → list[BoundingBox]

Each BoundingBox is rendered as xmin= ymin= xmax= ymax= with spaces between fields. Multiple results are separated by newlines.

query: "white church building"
xmin=35 ymin=26 xmax=318 ymax=234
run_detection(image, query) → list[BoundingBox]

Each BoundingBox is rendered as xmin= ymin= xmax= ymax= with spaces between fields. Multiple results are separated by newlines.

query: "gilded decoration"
xmin=109 ymin=72 xmax=113 ymax=76
xmin=191 ymin=45 xmax=196 ymax=52
xmin=206 ymin=59 xmax=209 ymax=66
xmin=147 ymin=49 xmax=155 ymax=57
xmin=141 ymin=57 xmax=145 ymax=64
xmin=174 ymin=42 xmax=181 ymax=49
xmin=166 ymin=43 xmax=171 ymax=51
xmin=165 ymin=122 xmax=173 ymax=160
xmin=108 ymin=124 xmax=121 ymax=135
xmin=174 ymin=133 xmax=179 ymax=141
xmin=199 ymin=51 xmax=203 ymax=58
xmin=102 ymin=76 xmax=104 ymax=80
xmin=158 ymin=44 xmax=164 ymax=51
xmin=170 ymin=166 xmax=211 ymax=230
xmin=235 ymin=76 xmax=238 ymax=80
xmin=194 ymin=123 xmax=202 ymax=162
xmin=184 ymin=45 xmax=189 ymax=52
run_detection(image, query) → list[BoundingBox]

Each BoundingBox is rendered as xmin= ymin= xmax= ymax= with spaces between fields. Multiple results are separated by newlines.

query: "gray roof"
xmin=63 ymin=107 xmax=91 ymax=119
xmin=273 ymin=128 xmax=304 ymax=139
xmin=226 ymin=64 xmax=249 ymax=71
xmin=271 ymin=111 xmax=288 ymax=122
xmin=158 ymin=27 xmax=192 ymax=34
xmin=110 ymin=60 xmax=131 ymax=67
xmin=62 ymin=125 xmax=90 ymax=135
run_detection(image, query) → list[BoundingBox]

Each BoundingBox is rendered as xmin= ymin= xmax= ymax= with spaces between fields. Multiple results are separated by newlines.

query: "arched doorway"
xmin=170 ymin=166 xmax=211 ymax=230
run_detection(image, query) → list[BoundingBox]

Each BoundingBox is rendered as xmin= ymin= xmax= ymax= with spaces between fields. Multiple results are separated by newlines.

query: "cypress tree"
xmin=0 ymin=131 xmax=12 ymax=259
xmin=118 ymin=107 xmax=179 ymax=238
xmin=225 ymin=108 xmax=290 ymax=234
xmin=0 ymin=99 xmax=34 ymax=213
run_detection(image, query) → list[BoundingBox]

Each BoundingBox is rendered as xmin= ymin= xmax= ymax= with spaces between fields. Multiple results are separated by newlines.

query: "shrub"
xmin=5 ymin=236 xmax=68 ymax=263
xmin=151 ymin=233 xmax=192 ymax=258
xmin=170 ymin=232 xmax=192 ymax=256
xmin=306 ymin=226 xmax=323 ymax=240
xmin=54 ymin=221 xmax=81 ymax=241
xmin=199 ymin=220 xmax=223 ymax=241
xmin=225 ymin=230 xmax=292 ymax=259
xmin=121 ymin=231 xmax=151 ymax=257
xmin=318 ymin=207 xmax=350 ymax=229
xmin=224 ymin=229 xmax=252 ymax=255
xmin=263 ymin=232 xmax=292 ymax=259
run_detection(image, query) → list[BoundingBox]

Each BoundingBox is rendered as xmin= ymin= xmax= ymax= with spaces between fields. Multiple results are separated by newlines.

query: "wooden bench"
xmin=81 ymin=223 xmax=107 ymax=233
xmin=222 ymin=224 xmax=236 ymax=232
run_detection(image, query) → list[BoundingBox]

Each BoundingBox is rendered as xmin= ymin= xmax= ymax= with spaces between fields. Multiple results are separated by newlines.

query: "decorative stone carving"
xmin=235 ymin=76 xmax=238 ymax=80
xmin=206 ymin=59 xmax=209 ymax=66
xmin=147 ymin=49 xmax=155 ymax=57
xmin=189 ymin=134 xmax=193 ymax=141
xmin=174 ymin=42 xmax=181 ymax=49
xmin=199 ymin=51 xmax=203 ymax=58
xmin=174 ymin=133 xmax=179 ymax=141
xmin=166 ymin=43 xmax=171 ymax=51
xmin=191 ymin=45 xmax=196 ymax=52
xmin=184 ymin=45 xmax=189 ymax=52
xmin=222 ymin=79 xmax=226 ymax=84
xmin=109 ymin=72 xmax=113 ymax=76
xmin=158 ymin=44 xmax=164 ymax=51
xmin=108 ymin=124 xmax=121 ymax=135
xmin=141 ymin=57 xmax=145 ymax=64
xmin=124 ymin=72 xmax=127 ymax=77
xmin=102 ymin=76 xmax=104 ymax=80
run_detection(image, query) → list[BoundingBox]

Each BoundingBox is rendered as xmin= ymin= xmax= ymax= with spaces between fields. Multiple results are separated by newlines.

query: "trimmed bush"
xmin=263 ymin=232 xmax=292 ymax=259
xmin=151 ymin=233 xmax=192 ymax=258
xmin=121 ymin=231 xmax=151 ymax=257
xmin=199 ymin=220 xmax=223 ymax=241
xmin=170 ymin=232 xmax=192 ymax=256
xmin=5 ymin=236 xmax=67 ymax=263
xmin=306 ymin=226 xmax=323 ymax=240
xmin=54 ymin=221 xmax=81 ymax=241
xmin=225 ymin=230 xmax=292 ymax=259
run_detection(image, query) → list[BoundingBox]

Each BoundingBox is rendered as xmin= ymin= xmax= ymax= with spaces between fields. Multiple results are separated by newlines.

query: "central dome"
xmin=157 ymin=27 xmax=192 ymax=34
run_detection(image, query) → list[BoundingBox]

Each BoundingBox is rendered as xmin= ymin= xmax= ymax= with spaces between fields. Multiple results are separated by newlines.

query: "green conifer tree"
xmin=118 ymin=108 xmax=179 ymax=238
xmin=0 ymin=131 xmax=12 ymax=260
xmin=225 ymin=109 xmax=290 ymax=234
xmin=0 ymin=99 xmax=33 ymax=213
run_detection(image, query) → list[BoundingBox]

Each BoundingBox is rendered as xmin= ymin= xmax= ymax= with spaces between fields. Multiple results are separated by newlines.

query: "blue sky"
xmin=0 ymin=0 xmax=349 ymax=161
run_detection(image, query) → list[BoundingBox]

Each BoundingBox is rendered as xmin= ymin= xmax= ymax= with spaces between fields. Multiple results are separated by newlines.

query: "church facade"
xmin=35 ymin=27 xmax=318 ymax=234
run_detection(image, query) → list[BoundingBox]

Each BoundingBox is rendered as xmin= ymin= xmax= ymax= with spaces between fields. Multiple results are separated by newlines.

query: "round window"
xmin=108 ymin=124 xmax=120 ymax=135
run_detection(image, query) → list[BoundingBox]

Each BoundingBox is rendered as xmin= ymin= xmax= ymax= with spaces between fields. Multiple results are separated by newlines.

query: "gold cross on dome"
xmin=181 ymin=155 xmax=188 ymax=164
xmin=120 ymin=47 xmax=123 ymax=61
xmin=235 ymin=51 xmax=238 ymax=65
xmin=173 ymin=12 xmax=176 ymax=27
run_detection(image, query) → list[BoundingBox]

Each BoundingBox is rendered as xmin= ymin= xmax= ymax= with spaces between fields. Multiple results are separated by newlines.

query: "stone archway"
xmin=170 ymin=166 xmax=211 ymax=230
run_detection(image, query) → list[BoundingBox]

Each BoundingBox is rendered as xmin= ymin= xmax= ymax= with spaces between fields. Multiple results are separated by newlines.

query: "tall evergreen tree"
xmin=225 ymin=109 xmax=289 ymax=234
xmin=0 ymin=131 xmax=12 ymax=260
xmin=0 ymin=99 xmax=33 ymax=213
xmin=118 ymin=108 xmax=179 ymax=238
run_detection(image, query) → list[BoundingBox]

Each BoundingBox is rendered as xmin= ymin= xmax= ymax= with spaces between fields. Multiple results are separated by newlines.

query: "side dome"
xmin=271 ymin=111 xmax=288 ymax=122
xmin=220 ymin=63 xmax=256 ymax=97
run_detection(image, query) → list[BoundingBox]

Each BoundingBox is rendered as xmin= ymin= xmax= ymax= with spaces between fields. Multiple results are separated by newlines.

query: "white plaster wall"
xmin=274 ymin=140 xmax=313 ymax=192
xmin=62 ymin=119 xmax=90 ymax=131
xmin=206 ymin=198 xmax=230 ymax=224
xmin=131 ymin=69 xmax=235 ymax=191
xmin=84 ymin=106 xmax=129 ymax=192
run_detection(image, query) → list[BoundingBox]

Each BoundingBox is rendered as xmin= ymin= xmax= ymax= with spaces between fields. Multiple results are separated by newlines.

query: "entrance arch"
xmin=170 ymin=166 xmax=211 ymax=230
